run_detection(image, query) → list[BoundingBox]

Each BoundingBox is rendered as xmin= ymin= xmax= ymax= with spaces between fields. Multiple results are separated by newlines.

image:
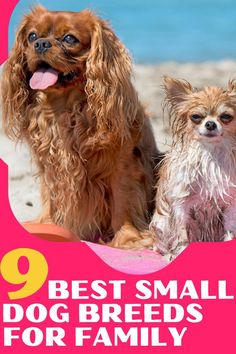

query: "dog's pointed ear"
xmin=227 ymin=79 xmax=236 ymax=94
xmin=29 ymin=5 xmax=47 ymax=14
xmin=163 ymin=76 xmax=193 ymax=106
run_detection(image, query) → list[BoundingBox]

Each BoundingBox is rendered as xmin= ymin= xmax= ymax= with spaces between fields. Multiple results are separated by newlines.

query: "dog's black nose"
xmin=34 ymin=39 xmax=52 ymax=54
xmin=205 ymin=121 xmax=217 ymax=131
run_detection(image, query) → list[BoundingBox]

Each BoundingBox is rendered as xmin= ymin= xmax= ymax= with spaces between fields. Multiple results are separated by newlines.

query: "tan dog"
xmin=151 ymin=76 xmax=236 ymax=255
xmin=1 ymin=6 xmax=160 ymax=249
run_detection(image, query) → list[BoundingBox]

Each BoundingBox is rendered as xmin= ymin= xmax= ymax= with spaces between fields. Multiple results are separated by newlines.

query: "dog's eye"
xmin=28 ymin=32 xmax=38 ymax=43
xmin=63 ymin=35 xmax=79 ymax=44
xmin=191 ymin=114 xmax=203 ymax=123
xmin=220 ymin=113 xmax=233 ymax=123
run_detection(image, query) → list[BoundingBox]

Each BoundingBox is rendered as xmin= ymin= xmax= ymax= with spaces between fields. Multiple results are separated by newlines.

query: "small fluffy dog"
xmin=1 ymin=6 xmax=159 ymax=248
xmin=150 ymin=76 xmax=236 ymax=255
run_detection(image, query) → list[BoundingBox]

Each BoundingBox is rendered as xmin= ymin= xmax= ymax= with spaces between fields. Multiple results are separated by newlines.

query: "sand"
xmin=1 ymin=60 xmax=236 ymax=222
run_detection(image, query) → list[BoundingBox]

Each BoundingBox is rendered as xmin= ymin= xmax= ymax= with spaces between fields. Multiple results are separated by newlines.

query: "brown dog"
xmin=1 ymin=6 xmax=160 ymax=249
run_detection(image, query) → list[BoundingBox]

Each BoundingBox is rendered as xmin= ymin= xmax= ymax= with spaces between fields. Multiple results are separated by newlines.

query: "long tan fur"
xmin=151 ymin=76 xmax=236 ymax=255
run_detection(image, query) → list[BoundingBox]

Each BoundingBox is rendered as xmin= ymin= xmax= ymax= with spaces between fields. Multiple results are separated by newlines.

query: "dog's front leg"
xmin=108 ymin=176 xmax=154 ymax=250
xmin=169 ymin=201 xmax=191 ymax=255
xmin=150 ymin=212 xmax=173 ymax=254
xmin=149 ymin=199 xmax=190 ymax=257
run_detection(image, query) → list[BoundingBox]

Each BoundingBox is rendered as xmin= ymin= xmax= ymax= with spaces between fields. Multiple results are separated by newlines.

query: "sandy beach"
xmin=1 ymin=60 xmax=236 ymax=222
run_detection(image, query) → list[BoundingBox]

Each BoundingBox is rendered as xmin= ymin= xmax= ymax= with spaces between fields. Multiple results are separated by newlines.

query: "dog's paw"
xmin=153 ymin=241 xmax=188 ymax=262
xmin=168 ymin=243 xmax=188 ymax=261
xmin=223 ymin=230 xmax=236 ymax=242
xmin=110 ymin=225 xmax=155 ymax=250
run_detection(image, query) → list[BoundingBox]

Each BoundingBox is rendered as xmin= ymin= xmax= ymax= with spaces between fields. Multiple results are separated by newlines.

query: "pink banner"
xmin=0 ymin=0 xmax=19 ymax=64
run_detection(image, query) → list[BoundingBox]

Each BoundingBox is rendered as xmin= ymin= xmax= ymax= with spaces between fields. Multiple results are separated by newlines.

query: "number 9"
xmin=0 ymin=248 xmax=48 ymax=300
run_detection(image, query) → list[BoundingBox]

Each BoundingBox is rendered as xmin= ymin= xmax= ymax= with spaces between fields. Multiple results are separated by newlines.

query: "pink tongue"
xmin=30 ymin=68 xmax=59 ymax=90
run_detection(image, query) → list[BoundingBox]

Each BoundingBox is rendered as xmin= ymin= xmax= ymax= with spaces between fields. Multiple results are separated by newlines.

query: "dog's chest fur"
xmin=167 ymin=141 xmax=236 ymax=240
xmin=26 ymin=97 xmax=121 ymax=239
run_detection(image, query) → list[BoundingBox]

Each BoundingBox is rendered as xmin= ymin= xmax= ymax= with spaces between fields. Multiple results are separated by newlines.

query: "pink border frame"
xmin=0 ymin=0 xmax=19 ymax=64
xmin=1 ymin=2 xmax=236 ymax=353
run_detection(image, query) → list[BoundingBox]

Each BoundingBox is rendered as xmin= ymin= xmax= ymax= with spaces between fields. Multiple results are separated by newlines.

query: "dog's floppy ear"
xmin=1 ymin=8 xmax=46 ymax=140
xmin=1 ymin=15 xmax=30 ymax=139
xmin=163 ymin=76 xmax=193 ymax=107
xmin=85 ymin=14 xmax=139 ymax=143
